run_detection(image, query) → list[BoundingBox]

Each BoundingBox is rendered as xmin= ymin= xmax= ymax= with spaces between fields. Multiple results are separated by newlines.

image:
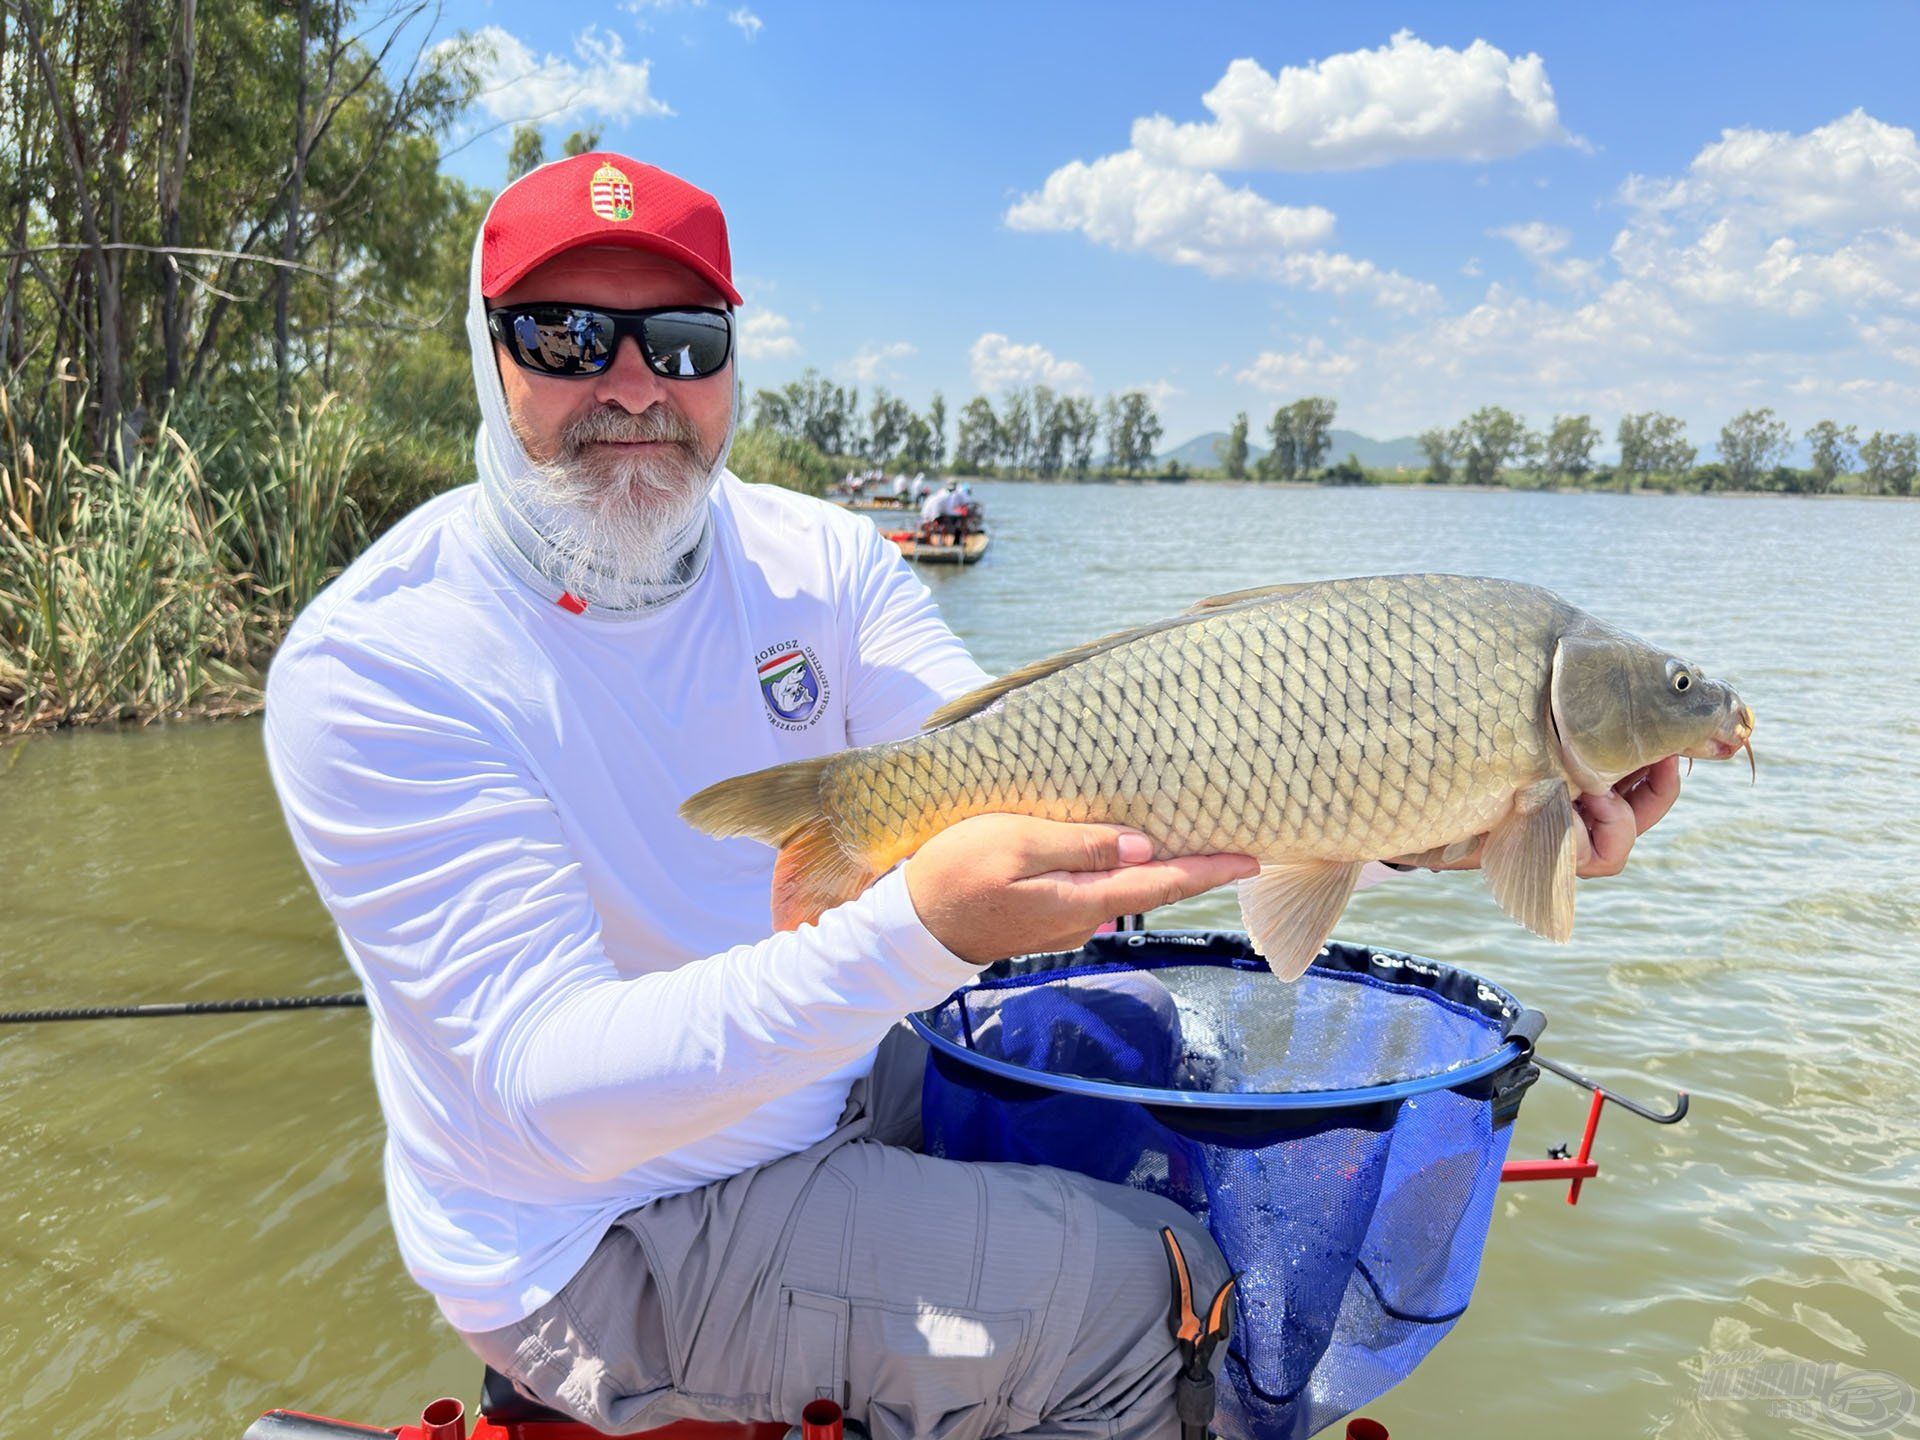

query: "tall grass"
xmin=0 ymin=373 xmax=382 ymax=733
xmin=2 ymin=390 xmax=845 ymax=734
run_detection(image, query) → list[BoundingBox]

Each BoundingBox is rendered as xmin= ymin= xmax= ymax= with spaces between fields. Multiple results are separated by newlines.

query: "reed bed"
xmin=1 ymin=373 xmax=827 ymax=735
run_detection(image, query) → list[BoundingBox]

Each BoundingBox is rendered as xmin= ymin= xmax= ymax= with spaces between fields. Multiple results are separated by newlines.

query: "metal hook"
xmin=1534 ymin=1053 xmax=1689 ymax=1124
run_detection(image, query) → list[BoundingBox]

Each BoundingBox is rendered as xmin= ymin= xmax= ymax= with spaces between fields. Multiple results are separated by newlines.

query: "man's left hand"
xmin=1407 ymin=755 xmax=1684 ymax=877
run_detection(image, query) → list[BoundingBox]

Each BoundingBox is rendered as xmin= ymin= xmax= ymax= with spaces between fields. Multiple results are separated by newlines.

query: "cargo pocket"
xmin=774 ymin=1287 xmax=851 ymax=1418
xmin=849 ymin=1301 xmax=1032 ymax=1440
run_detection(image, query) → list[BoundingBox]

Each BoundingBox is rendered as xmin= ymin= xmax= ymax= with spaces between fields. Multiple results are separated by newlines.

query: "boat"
xmin=831 ymin=496 xmax=919 ymax=519
xmin=883 ymin=526 xmax=990 ymax=565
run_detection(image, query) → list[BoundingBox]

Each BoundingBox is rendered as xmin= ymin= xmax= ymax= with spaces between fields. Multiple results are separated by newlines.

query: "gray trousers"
xmin=460 ymin=1022 xmax=1229 ymax=1439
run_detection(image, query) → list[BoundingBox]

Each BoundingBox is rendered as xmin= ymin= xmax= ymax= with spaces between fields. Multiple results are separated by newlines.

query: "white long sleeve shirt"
xmin=263 ymin=474 xmax=989 ymax=1331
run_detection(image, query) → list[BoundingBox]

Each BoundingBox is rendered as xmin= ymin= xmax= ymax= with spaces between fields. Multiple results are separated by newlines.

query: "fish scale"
xmin=683 ymin=573 xmax=1756 ymax=979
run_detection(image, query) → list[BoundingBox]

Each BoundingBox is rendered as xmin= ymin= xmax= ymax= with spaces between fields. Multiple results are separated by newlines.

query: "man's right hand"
xmin=904 ymin=814 xmax=1259 ymax=967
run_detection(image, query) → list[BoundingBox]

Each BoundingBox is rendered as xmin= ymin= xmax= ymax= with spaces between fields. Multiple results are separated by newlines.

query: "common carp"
xmin=682 ymin=575 xmax=1755 ymax=977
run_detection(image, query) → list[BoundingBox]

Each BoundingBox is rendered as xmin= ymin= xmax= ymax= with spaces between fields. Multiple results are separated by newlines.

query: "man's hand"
xmin=905 ymin=814 xmax=1258 ymax=967
xmin=1411 ymin=756 xmax=1685 ymax=877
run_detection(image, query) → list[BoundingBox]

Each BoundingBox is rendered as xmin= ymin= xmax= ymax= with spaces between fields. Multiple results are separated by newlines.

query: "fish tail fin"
xmin=680 ymin=757 xmax=876 ymax=931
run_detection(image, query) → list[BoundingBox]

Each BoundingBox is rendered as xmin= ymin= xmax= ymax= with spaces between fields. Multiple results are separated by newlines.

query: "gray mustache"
xmin=564 ymin=405 xmax=699 ymax=448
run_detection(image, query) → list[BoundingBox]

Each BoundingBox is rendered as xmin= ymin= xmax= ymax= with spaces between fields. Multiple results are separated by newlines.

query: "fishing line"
xmin=0 ymin=993 xmax=367 ymax=1025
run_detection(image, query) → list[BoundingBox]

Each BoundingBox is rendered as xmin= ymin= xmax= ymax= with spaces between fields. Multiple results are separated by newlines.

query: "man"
xmin=919 ymin=478 xmax=956 ymax=544
xmin=264 ymin=153 xmax=1679 ymax=1439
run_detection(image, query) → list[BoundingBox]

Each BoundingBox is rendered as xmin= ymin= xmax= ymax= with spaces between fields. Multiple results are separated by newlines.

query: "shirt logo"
xmin=590 ymin=163 xmax=634 ymax=222
xmin=756 ymin=643 xmax=829 ymax=730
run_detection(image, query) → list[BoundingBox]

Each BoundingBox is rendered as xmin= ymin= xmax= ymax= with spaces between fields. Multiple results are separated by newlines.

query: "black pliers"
xmin=1159 ymin=1226 xmax=1239 ymax=1440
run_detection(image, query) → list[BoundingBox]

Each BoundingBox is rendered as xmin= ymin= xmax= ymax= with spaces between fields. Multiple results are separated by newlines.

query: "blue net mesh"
xmin=912 ymin=931 xmax=1541 ymax=1440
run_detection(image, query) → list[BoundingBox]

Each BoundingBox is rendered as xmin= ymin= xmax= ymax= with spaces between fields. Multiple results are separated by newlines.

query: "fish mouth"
xmin=1686 ymin=701 xmax=1757 ymax=778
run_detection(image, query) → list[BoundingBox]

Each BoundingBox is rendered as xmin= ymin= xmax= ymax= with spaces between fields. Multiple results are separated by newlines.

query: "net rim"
xmin=909 ymin=929 xmax=1535 ymax=1113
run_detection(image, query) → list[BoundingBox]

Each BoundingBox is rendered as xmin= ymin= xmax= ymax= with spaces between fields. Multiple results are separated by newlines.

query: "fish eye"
xmin=1665 ymin=658 xmax=1693 ymax=693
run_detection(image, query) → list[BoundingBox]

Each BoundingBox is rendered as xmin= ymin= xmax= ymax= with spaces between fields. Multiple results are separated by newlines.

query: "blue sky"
xmin=429 ymin=2 xmax=1920 ymax=451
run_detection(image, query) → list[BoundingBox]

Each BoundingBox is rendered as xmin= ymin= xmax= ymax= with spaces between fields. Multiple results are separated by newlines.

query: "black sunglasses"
xmin=486 ymin=303 xmax=734 ymax=380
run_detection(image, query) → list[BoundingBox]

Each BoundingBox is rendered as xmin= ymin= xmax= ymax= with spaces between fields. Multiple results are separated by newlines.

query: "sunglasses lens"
xmin=641 ymin=310 xmax=731 ymax=378
xmin=501 ymin=306 xmax=614 ymax=374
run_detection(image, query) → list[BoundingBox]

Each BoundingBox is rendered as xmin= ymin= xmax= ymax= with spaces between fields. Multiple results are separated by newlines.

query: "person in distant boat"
xmin=889 ymin=470 xmax=910 ymax=503
xmin=261 ymin=152 xmax=1681 ymax=1440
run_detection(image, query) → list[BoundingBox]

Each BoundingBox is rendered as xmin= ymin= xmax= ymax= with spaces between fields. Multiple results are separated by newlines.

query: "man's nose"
xmin=590 ymin=336 xmax=668 ymax=411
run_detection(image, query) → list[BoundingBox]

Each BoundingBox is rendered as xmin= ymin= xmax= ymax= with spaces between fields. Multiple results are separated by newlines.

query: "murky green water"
xmin=3 ymin=483 xmax=1915 ymax=1439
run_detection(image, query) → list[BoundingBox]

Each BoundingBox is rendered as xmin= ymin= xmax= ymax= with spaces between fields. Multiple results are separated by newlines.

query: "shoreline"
xmin=941 ymin=473 xmax=1915 ymax=500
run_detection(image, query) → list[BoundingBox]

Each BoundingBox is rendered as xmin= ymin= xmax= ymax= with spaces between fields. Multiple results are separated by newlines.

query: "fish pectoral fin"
xmin=1184 ymin=580 xmax=1321 ymax=614
xmin=1480 ymin=781 xmax=1579 ymax=942
xmin=1237 ymin=859 xmax=1365 ymax=982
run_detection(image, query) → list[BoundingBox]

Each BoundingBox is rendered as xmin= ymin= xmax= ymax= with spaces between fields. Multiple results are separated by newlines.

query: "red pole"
xmin=1566 ymin=1089 xmax=1606 ymax=1205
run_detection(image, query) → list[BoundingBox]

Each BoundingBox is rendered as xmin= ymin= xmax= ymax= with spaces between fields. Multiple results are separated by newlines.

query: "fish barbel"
xmin=682 ymin=574 xmax=1755 ymax=977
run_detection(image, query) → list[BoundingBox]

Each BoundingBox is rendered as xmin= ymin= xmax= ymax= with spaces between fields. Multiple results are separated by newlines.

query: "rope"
xmin=0 ymin=993 xmax=367 ymax=1025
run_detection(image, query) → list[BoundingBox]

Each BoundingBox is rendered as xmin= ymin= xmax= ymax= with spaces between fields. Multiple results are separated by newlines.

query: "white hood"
xmin=465 ymin=191 xmax=737 ymax=618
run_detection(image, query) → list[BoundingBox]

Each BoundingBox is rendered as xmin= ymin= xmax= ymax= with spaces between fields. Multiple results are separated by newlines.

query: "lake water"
xmin=2 ymin=481 xmax=1915 ymax=1439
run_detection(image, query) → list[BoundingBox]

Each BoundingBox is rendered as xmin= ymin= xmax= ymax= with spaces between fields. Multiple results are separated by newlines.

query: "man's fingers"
xmin=994 ymin=818 xmax=1155 ymax=874
xmin=1622 ymin=755 xmax=1682 ymax=834
xmin=1045 ymin=853 xmax=1258 ymax=914
xmin=1574 ymin=788 xmax=1636 ymax=877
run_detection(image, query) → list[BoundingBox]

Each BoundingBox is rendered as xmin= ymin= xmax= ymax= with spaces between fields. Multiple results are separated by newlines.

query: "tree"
xmin=1417 ymin=427 xmax=1455 ymax=483
xmin=1223 ymin=412 xmax=1249 ymax=479
xmin=561 ymin=127 xmax=601 ymax=158
xmin=1263 ymin=397 xmax=1337 ymax=480
xmin=1031 ymin=385 xmax=1068 ymax=477
xmin=1061 ymin=395 xmax=1100 ymax=478
xmin=897 ymin=413 xmax=935 ymax=468
xmin=1617 ymin=412 xmax=1696 ymax=490
xmin=1106 ymin=391 xmax=1162 ymax=475
xmin=1860 ymin=430 xmax=1918 ymax=496
xmin=926 ymin=392 xmax=947 ymax=467
xmin=1450 ymin=407 xmax=1528 ymax=486
xmin=954 ymin=395 xmax=1000 ymax=473
xmin=1804 ymin=420 xmax=1858 ymax=494
xmin=1719 ymin=408 xmax=1791 ymax=490
xmin=1000 ymin=386 xmax=1034 ymax=475
xmin=865 ymin=387 xmax=911 ymax=461
xmin=507 ymin=125 xmax=545 ymax=182
xmin=1544 ymin=415 xmax=1601 ymax=485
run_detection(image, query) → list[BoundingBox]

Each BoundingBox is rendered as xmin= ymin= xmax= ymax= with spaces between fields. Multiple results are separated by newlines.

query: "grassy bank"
xmin=0 ymin=373 xmax=826 ymax=736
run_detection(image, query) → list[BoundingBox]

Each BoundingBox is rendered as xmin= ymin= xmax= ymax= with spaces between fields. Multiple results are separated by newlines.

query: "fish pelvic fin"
xmin=1237 ymin=858 xmax=1366 ymax=982
xmin=1480 ymin=779 xmax=1579 ymax=942
xmin=680 ymin=756 xmax=877 ymax=930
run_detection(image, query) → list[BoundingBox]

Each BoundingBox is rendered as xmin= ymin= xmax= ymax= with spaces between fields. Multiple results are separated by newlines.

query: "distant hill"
xmin=1159 ymin=429 xmax=1426 ymax=472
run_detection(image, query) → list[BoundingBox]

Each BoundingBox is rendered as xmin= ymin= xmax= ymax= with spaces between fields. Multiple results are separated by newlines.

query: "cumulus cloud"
xmin=1131 ymin=31 xmax=1581 ymax=172
xmin=1492 ymin=221 xmax=1602 ymax=290
xmin=1609 ymin=111 xmax=1920 ymax=317
xmin=969 ymin=334 xmax=1091 ymax=392
xmin=728 ymin=7 xmax=763 ymax=40
xmin=844 ymin=341 xmax=916 ymax=383
xmin=738 ymin=309 xmax=798 ymax=361
xmin=1236 ymin=338 xmax=1362 ymax=393
xmin=457 ymin=26 xmax=672 ymax=128
xmin=1006 ymin=150 xmax=1436 ymax=309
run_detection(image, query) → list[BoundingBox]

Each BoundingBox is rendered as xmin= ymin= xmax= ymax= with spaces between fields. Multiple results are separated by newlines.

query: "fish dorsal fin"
xmin=922 ymin=611 xmax=1218 ymax=730
xmin=1184 ymin=580 xmax=1320 ymax=614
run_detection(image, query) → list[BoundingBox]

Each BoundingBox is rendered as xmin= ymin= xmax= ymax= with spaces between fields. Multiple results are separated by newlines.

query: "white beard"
xmin=511 ymin=403 xmax=726 ymax=601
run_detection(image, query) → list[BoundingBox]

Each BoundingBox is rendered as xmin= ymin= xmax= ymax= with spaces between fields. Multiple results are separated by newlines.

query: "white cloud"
xmin=844 ymin=341 xmax=916 ymax=383
xmin=1492 ymin=221 xmax=1602 ymax=291
xmin=738 ymin=309 xmax=799 ymax=361
xmin=1236 ymin=338 xmax=1362 ymax=394
xmin=969 ymin=334 xmax=1090 ymax=392
xmin=457 ymin=26 xmax=672 ymax=128
xmin=1131 ymin=31 xmax=1581 ymax=173
xmin=728 ymin=6 xmax=763 ymax=40
xmin=1007 ymin=150 xmax=1333 ymax=271
xmin=1006 ymin=150 xmax=1436 ymax=310
xmin=1623 ymin=109 xmax=1920 ymax=232
xmin=1128 ymin=379 xmax=1183 ymax=407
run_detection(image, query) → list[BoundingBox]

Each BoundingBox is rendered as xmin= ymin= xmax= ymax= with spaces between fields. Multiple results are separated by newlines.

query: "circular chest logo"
xmin=590 ymin=163 xmax=634 ymax=222
xmin=756 ymin=643 xmax=829 ymax=731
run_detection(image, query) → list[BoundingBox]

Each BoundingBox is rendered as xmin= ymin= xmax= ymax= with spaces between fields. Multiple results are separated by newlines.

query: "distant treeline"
xmin=1225 ymin=401 xmax=1916 ymax=495
xmin=751 ymin=372 xmax=1168 ymax=479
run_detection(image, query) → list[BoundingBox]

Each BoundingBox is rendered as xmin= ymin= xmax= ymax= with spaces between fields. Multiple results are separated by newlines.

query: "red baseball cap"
xmin=481 ymin=151 xmax=742 ymax=306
